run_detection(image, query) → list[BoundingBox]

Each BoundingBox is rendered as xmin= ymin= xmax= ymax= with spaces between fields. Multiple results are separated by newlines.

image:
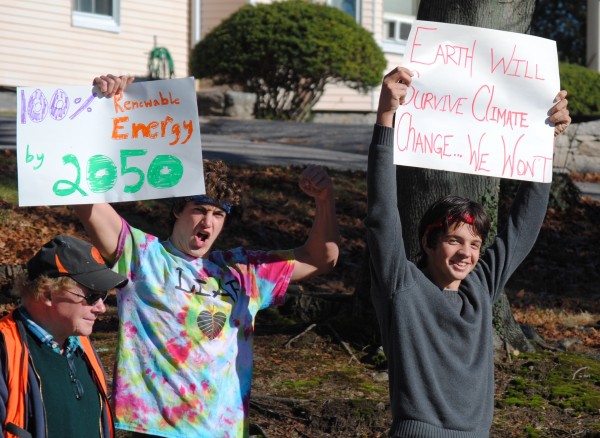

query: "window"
xmin=382 ymin=15 xmax=414 ymax=55
xmin=72 ymin=0 xmax=120 ymax=33
xmin=330 ymin=0 xmax=361 ymax=23
xmin=382 ymin=0 xmax=418 ymax=55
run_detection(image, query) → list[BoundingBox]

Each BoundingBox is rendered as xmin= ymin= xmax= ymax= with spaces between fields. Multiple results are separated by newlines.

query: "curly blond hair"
xmin=13 ymin=273 xmax=77 ymax=302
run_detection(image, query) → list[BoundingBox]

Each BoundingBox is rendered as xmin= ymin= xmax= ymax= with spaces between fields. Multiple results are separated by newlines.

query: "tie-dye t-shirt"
xmin=111 ymin=220 xmax=295 ymax=438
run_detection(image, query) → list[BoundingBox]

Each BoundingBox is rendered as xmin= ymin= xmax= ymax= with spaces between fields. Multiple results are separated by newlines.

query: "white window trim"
xmin=72 ymin=1 xmax=121 ymax=33
xmin=382 ymin=14 xmax=414 ymax=55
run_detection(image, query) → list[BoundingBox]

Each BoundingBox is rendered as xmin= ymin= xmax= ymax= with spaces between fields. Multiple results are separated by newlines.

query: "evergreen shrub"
xmin=190 ymin=0 xmax=386 ymax=121
xmin=559 ymin=63 xmax=600 ymax=118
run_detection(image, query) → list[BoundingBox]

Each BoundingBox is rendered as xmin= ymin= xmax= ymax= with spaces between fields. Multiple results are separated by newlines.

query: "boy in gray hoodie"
xmin=366 ymin=66 xmax=571 ymax=437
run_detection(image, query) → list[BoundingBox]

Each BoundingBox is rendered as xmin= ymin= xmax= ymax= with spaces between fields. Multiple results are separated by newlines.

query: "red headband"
xmin=425 ymin=212 xmax=474 ymax=235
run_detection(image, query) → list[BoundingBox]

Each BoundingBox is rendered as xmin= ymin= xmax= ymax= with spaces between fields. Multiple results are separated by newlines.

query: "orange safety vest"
xmin=0 ymin=313 xmax=114 ymax=438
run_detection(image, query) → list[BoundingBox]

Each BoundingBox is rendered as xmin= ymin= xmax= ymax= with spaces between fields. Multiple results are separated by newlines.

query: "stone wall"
xmin=195 ymin=88 xmax=375 ymax=124
xmin=196 ymin=89 xmax=256 ymax=119
xmin=555 ymin=119 xmax=600 ymax=173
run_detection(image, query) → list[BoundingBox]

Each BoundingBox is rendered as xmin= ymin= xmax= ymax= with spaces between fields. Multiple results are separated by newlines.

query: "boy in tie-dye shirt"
xmin=74 ymin=72 xmax=340 ymax=438
xmin=111 ymin=220 xmax=295 ymax=436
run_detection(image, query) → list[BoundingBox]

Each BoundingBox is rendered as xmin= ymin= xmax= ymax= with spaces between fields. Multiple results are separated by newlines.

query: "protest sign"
xmin=17 ymin=77 xmax=204 ymax=206
xmin=396 ymin=20 xmax=560 ymax=182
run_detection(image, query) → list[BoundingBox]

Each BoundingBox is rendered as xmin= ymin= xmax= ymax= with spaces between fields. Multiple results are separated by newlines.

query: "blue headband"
xmin=185 ymin=195 xmax=232 ymax=214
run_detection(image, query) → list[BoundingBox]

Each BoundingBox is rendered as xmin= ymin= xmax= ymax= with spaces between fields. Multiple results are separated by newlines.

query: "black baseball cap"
xmin=27 ymin=235 xmax=128 ymax=292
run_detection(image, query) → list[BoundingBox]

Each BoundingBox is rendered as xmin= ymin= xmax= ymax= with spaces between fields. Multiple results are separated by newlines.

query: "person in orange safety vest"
xmin=0 ymin=235 xmax=128 ymax=438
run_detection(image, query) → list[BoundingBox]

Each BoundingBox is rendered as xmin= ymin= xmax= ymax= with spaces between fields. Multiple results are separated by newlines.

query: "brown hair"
xmin=416 ymin=195 xmax=490 ymax=269
xmin=169 ymin=159 xmax=242 ymax=232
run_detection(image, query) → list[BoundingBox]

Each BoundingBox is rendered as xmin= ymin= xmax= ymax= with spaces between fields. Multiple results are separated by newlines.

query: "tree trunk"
xmin=417 ymin=0 xmax=536 ymax=33
xmin=492 ymin=291 xmax=535 ymax=353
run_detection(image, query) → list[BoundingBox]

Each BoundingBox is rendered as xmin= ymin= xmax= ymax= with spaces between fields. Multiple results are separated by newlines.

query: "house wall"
xmin=312 ymin=0 xmax=416 ymax=114
xmin=201 ymin=0 xmax=247 ymax=37
xmin=313 ymin=0 xmax=385 ymax=113
xmin=0 ymin=0 xmax=190 ymax=87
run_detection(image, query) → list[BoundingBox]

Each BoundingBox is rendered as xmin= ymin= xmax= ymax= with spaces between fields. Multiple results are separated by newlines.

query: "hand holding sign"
xmin=17 ymin=77 xmax=205 ymax=206
xmin=549 ymin=90 xmax=571 ymax=138
xmin=394 ymin=21 xmax=563 ymax=182
xmin=376 ymin=67 xmax=414 ymax=128
xmin=93 ymin=74 xmax=136 ymax=98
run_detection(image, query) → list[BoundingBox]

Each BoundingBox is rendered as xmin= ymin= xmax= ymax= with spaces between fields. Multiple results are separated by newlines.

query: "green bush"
xmin=190 ymin=0 xmax=386 ymax=121
xmin=559 ymin=63 xmax=600 ymax=117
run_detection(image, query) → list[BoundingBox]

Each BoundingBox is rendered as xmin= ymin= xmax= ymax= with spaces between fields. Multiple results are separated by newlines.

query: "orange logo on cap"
xmin=91 ymin=247 xmax=105 ymax=265
xmin=55 ymin=254 xmax=70 ymax=274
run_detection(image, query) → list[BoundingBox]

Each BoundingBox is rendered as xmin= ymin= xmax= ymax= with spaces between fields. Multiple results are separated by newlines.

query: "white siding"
xmin=0 ymin=0 xmax=189 ymax=87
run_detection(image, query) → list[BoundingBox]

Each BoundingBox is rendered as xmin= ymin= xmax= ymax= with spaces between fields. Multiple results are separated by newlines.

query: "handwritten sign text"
xmin=395 ymin=21 xmax=560 ymax=182
xmin=17 ymin=78 xmax=205 ymax=206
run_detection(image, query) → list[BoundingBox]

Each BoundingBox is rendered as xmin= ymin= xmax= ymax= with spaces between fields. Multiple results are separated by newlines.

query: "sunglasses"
xmin=66 ymin=289 xmax=109 ymax=305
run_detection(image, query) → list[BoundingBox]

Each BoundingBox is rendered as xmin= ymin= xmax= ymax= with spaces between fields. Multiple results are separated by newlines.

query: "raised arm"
xmin=73 ymin=203 xmax=122 ymax=264
xmin=71 ymin=74 xmax=135 ymax=263
xmin=376 ymin=66 xmax=413 ymax=128
xmin=365 ymin=67 xmax=413 ymax=287
xmin=291 ymin=165 xmax=340 ymax=281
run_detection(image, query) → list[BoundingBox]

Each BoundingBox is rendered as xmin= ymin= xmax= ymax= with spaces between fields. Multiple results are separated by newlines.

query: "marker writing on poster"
xmin=19 ymin=88 xmax=97 ymax=124
xmin=111 ymin=91 xmax=194 ymax=145
xmin=395 ymin=21 xmax=558 ymax=182
xmin=18 ymin=78 xmax=204 ymax=207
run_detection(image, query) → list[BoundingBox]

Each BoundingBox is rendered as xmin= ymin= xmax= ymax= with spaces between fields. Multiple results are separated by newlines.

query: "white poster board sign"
xmin=17 ymin=78 xmax=205 ymax=206
xmin=395 ymin=20 xmax=560 ymax=182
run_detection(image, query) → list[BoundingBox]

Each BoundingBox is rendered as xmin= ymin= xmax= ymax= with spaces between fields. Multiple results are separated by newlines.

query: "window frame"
xmin=382 ymin=14 xmax=414 ymax=55
xmin=72 ymin=0 xmax=120 ymax=33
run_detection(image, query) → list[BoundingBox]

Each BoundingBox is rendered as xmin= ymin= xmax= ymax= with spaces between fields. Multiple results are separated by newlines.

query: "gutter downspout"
xmin=191 ymin=0 xmax=201 ymax=49
xmin=190 ymin=0 xmax=201 ymax=85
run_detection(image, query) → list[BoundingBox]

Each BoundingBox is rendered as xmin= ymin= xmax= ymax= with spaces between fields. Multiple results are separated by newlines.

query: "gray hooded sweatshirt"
xmin=365 ymin=124 xmax=550 ymax=437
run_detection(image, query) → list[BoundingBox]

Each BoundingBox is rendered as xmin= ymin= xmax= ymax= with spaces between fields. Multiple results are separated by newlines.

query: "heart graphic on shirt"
xmin=197 ymin=310 xmax=227 ymax=340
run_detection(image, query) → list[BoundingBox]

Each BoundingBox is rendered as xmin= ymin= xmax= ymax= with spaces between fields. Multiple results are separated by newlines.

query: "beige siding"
xmin=316 ymin=0 xmax=382 ymax=112
xmin=0 ymin=0 xmax=189 ymax=87
xmin=361 ymin=0 xmax=376 ymax=33
xmin=313 ymin=85 xmax=374 ymax=112
xmin=201 ymin=0 xmax=248 ymax=37
xmin=312 ymin=49 xmax=404 ymax=112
